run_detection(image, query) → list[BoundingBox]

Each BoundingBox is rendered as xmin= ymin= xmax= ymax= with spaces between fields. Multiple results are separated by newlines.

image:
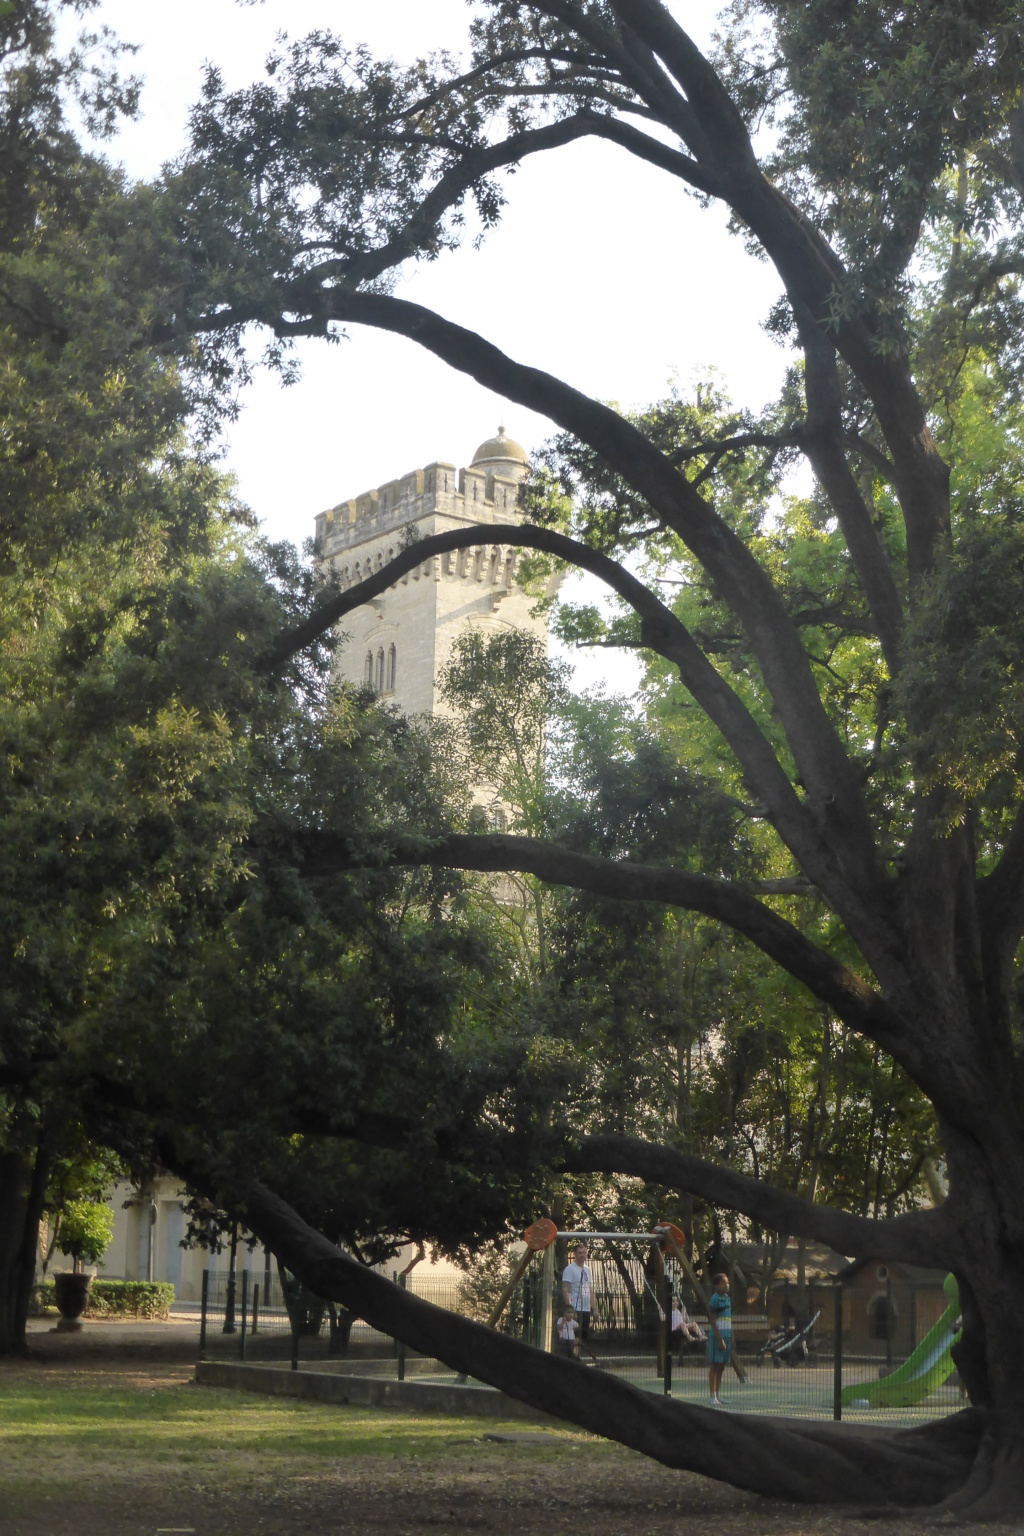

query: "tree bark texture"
xmin=0 ymin=1144 xmax=48 ymax=1356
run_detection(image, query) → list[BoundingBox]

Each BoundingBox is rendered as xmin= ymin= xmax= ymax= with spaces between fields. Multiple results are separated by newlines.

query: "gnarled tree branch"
xmin=264 ymin=522 xmax=861 ymax=915
xmin=295 ymin=829 xmax=935 ymax=1088
xmin=563 ymin=1132 xmax=953 ymax=1267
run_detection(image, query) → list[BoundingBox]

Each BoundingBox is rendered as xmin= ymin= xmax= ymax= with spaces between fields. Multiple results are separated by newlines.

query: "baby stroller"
xmin=756 ymin=1307 xmax=820 ymax=1367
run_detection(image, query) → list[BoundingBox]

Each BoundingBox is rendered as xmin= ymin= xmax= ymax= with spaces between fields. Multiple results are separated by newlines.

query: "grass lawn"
xmin=0 ymin=1360 xmax=655 ymax=1535
xmin=0 ymin=1358 xmax=1011 ymax=1535
xmin=0 ymin=1360 xmax=582 ymax=1484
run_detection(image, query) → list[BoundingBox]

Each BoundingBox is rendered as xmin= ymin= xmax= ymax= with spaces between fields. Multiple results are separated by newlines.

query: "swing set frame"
xmin=487 ymin=1219 xmax=747 ymax=1383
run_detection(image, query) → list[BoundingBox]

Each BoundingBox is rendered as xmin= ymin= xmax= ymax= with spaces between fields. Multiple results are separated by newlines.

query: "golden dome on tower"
xmin=470 ymin=425 xmax=529 ymax=468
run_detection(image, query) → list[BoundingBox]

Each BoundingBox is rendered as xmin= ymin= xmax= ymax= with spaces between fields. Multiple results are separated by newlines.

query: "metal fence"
xmin=198 ymin=1261 xmax=965 ymax=1426
xmin=198 ymin=1266 xmax=469 ymax=1370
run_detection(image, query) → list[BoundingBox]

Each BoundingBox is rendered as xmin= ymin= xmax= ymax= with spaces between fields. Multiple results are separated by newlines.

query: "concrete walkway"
xmin=24 ymin=1309 xmax=202 ymax=1359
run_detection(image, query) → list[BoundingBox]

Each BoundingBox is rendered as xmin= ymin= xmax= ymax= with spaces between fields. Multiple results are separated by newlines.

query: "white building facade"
xmin=44 ymin=1179 xmax=224 ymax=1303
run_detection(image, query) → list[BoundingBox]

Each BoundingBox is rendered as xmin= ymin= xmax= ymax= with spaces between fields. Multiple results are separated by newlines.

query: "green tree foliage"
xmin=56 ymin=1198 xmax=114 ymax=1271
xmin=39 ymin=1138 xmax=124 ymax=1276
xmin=440 ymin=628 xmax=569 ymax=834
xmin=0 ymin=2 xmax=563 ymax=1320
xmin=7 ymin=0 xmax=1024 ymax=1512
xmin=138 ymin=691 xmax=563 ymax=1267
xmin=437 ymin=627 xmax=936 ymax=1294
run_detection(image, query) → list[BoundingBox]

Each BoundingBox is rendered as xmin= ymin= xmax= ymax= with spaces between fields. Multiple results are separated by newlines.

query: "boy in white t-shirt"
xmin=557 ymin=1304 xmax=579 ymax=1359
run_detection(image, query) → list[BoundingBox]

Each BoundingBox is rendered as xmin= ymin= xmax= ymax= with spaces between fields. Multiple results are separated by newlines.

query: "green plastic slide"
xmin=841 ymin=1273 xmax=961 ymax=1410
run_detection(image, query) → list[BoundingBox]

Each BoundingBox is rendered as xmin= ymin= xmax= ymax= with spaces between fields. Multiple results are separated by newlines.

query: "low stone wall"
xmin=194 ymin=1361 xmax=561 ymax=1424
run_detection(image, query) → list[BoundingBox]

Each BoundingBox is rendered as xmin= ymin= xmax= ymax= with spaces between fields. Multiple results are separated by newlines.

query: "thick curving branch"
xmin=563 ymin=1133 xmax=953 ymax=1267
xmin=294 ymin=829 xmax=934 ymax=1088
xmin=567 ymin=110 xmax=724 ymax=197
xmin=263 ymin=293 xmax=902 ymax=970
xmin=265 ymin=523 xmax=851 ymax=903
xmin=234 ymin=1176 xmax=979 ymax=1508
xmin=602 ymin=0 xmax=951 ymax=587
xmin=338 ymin=113 xmax=618 ymax=289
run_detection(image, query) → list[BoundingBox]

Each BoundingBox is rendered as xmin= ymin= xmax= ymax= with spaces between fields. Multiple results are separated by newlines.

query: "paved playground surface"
xmin=310 ymin=1351 xmax=961 ymax=1427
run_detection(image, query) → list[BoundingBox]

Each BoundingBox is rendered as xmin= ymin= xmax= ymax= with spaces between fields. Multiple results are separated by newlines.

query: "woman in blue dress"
xmin=707 ymin=1273 xmax=731 ymax=1406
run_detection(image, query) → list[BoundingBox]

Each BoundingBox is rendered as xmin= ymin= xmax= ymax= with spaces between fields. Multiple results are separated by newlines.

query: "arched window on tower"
xmin=364 ymin=652 xmax=373 ymax=686
xmin=376 ymin=648 xmax=385 ymax=693
xmin=387 ymin=644 xmax=397 ymax=692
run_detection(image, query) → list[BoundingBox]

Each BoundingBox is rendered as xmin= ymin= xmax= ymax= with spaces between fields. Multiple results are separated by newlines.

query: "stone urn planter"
xmin=49 ymin=1197 xmax=114 ymax=1331
xmin=53 ymin=1271 xmax=93 ymax=1331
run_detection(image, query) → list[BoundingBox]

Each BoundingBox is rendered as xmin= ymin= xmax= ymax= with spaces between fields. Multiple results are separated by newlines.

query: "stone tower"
xmin=313 ymin=428 xmax=549 ymax=718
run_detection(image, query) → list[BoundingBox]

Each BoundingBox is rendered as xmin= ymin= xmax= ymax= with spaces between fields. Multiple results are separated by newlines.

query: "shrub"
xmin=33 ymin=1279 xmax=176 ymax=1319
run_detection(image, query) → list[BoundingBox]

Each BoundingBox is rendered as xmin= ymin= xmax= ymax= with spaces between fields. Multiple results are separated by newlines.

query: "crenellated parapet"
xmin=314 ymin=458 xmax=524 ymax=558
xmin=329 ymin=540 xmax=524 ymax=597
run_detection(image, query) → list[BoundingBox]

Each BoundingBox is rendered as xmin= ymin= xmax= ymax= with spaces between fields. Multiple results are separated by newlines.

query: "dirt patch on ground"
xmin=0 ymin=1446 xmax=981 ymax=1536
xmin=22 ymin=1316 xmax=201 ymax=1364
xmin=3 ymin=1449 xmax=1014 ymax=1536
xmin=1 ymin=1348 xmax=1016 ymax=1534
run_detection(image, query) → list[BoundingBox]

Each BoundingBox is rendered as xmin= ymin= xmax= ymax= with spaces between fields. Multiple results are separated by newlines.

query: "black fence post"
xmin=251 ymin=1280 xmax=260 ymax=1338
xmin=663 ymin=1276 xmax=673 ymax=1396
xmin=833 ymin=1283 xmax=843 ymax=1421
xmin=397 ymin=1271 xmax=407 ymax=1382
xmin=223 ymin=1268 xmax=236 ymax=1335
xmin=199 ymin=1268 xmax=209 ymax=1361
xmin=239 ymin=1269 xmax=249 ymax=1361
xmin=291 ymin=1305 xmax=300 ymax=1372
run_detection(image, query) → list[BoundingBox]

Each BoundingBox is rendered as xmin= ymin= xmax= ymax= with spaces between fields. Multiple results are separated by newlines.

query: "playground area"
xmin=197 ymin=1225 xmax=966 ymax=1429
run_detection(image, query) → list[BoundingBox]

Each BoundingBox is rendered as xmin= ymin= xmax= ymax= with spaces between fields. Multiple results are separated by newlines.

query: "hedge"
xmin=33 ymin=1279 xmax=176 ymax=1319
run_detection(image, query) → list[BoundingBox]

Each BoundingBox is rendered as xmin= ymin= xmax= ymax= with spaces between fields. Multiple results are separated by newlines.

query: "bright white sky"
xmin=63 ymin=0 xmax=791 ymax=693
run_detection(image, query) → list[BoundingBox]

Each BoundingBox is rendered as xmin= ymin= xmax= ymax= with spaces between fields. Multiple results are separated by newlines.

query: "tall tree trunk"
xmin=940 ymin=1129 xmax=1024 ymax=1517
xmin=0 ymin=1143 xmax=49 ymax=1356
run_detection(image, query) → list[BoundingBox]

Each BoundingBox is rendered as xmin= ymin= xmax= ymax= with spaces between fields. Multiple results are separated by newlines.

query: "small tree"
xmin=56 ymin=1200 xmax=114 ymax=1275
